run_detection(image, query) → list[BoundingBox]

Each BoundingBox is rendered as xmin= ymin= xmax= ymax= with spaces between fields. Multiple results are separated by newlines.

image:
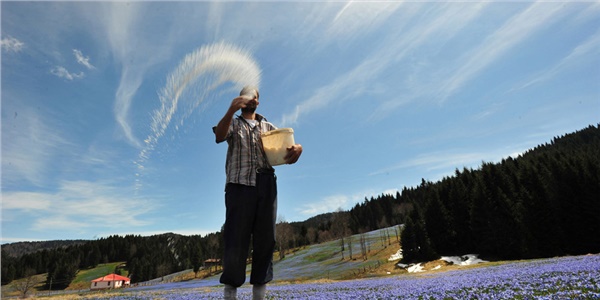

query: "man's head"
xmin=240 ymin=86 xmax=259 ymax=99
xmin=240 ymin=86 xmax=259 ymax=114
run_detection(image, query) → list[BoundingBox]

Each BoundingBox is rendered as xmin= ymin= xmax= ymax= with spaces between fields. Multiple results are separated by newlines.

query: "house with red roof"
xmin=90 ymin=273 xmax=131 ymax=290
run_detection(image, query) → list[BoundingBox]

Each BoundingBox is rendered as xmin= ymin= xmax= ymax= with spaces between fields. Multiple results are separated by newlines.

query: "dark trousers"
xmin=220 ymin=173 xmax=277 ymax=287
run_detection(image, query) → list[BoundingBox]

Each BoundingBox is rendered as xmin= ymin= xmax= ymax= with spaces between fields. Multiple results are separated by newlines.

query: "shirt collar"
xmin=238 ymin=113 xmax=266 ymax=123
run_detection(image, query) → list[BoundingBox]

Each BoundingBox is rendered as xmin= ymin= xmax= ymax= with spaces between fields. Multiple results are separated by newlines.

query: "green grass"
xmin=72 ymin=262 xmax=125 ymax=284
xmin=2 ymin=262 xmax=129 ymax=297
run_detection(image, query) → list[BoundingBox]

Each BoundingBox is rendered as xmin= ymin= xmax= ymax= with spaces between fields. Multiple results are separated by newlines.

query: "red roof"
xmin=92 ymin=273 xmax=130 ymax=282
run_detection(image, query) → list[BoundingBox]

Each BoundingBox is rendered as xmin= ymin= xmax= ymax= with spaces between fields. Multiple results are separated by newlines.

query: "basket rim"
xmin=262 ymin=128 xmax=294 ymax=136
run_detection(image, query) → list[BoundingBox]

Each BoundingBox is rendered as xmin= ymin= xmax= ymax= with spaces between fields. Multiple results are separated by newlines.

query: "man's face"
xmin=241 ymin=90 xmax=259 ymax=113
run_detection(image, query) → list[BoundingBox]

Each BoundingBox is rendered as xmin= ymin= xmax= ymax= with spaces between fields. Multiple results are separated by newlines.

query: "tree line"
xmin=2 ymin=124 xmax=598 ymax=288
xmin=1 ymin=232 xmax=223 ymax=288
xmin=400 ymin=124 xmax=600 ymax=263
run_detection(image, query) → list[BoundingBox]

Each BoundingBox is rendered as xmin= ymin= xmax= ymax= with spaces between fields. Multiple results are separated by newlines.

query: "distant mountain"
xmin=1 ymin=240 xmax=88 ymax=258
xmin=1 ymin=233 xmax=187 ymax=259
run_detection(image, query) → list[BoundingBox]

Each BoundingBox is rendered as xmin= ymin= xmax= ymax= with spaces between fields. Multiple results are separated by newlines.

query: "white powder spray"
xmin=135 ymin=42 xmax=262 ymax=191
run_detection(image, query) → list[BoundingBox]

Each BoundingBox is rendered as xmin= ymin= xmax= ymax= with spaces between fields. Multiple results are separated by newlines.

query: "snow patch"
xmin=388 ymin=249 xmax=403 ymax=261
xmin=441 ymin=254 xmax=487 ymax=266
xmin=407 ymin=263 xmax=424 ymax=273
xmin=395 ymin=253 xmax=487 ymax=273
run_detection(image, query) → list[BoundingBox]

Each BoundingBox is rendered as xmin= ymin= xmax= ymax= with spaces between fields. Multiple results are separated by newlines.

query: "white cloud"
xmin=0 ymin=192 xmax=52 ymax=211
xmin=1 ymin=105 xmax=75 ymax=186
xmin=2 ymin=180 xmax=157 ymax=233
xmin=32 ymin=216 xmax=91 ymax=233
xmin=369 ymin=144 xmax=532 ymax=179
xmin=297 ymin=187 xmax=402 ymax=217
xmin=437 ymin=2 xmax=565 ymax=102
xmin=73 ymin=49 xmax=95 ymax=69
xmin=98 ymin=2 xmax=178 ymax=148
xmin=1 ymin=36 xmax=24 ymax=53
xmin=50 ymin=50 xmax=95 ymax=80
xmin=298 ymin=194 xmax=350 ymax=216
xmin=513 ymin=29 xmax=600 ymax=91
xmin=282 ymin=2 xmax=569 ymax=125
xmin=281 ymin=2 xmax=489 ymax=126
xmin=102 ymin=3 xmax=145 ymax=148
xmin=368 ymin=152 xmax=479 ymax=178
xmin=368 ymin=2 xmax=489 ymax=119
xmin=50 ymin=66 xmax=84 ymax=80
xmin=328 ymin=2 xmax=402 ymax=40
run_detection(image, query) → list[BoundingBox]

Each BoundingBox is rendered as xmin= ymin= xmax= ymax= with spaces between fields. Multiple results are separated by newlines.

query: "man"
xmin=213 ymin=86 xmax=302 ymax=300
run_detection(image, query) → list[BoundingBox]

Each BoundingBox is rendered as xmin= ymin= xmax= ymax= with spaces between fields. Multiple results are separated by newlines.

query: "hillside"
xmin=1 ymin=240 xmax=87 ymax=258
xmin=2 ymin=124 xmax=598 ymax=289
xmin=272 ymin=227 xmax=403 ymax=282
xmin=0 ymin=226 xmax=403 ymax=298
xmin=1 ymin=225 xmax=500 ymax=299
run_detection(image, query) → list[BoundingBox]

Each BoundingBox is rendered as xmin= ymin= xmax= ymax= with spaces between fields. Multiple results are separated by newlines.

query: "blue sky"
xmin=1 ymin=1 xmax=599 ymax=244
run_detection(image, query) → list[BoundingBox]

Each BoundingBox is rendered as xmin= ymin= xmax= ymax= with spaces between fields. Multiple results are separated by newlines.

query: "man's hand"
xmin=232 ymin=95 xmax=258 ymax=110
xmin=214 ymin=95 xmax=258 ymax=143
xmin=284 ymin=144 xmax=303 ymax=164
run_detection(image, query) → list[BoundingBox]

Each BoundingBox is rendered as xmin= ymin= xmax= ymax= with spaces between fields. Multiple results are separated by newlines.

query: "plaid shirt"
xmin=217 ymin=114 xmax=277 ymax=187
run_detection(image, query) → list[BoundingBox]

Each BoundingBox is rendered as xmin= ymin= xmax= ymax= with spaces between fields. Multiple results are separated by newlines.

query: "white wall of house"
xmin=90 ymin=280 xmax=126 ymax=290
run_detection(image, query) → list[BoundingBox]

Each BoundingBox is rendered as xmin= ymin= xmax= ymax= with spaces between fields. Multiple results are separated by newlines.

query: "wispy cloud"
xmin=281 ymin=2 xmax=571 ymax=126
xmin=1 ymin=105 xmax=75 ymax=187
xmin=297 ymin=194 xmax=350 ymax=216
xmin=513 ymin=29 xmax=600 ymax=92
xmin=278 ymin=2 xmax=408 ymax=126
xmin=281 ymin=2 xmax=488 ymax=126
xmin=0 ymin=192 xmax=52 ymax=211
xmin=436 ymin=2 xmax=565 ymax=102
xmin=48 ymin=48 xmax=94 ymax=81
xmin=0 ymin=36 xmax=24 ymax=53
xmin=280 ymin=60 xmax=380 ymax=126
xmin=50 ymin=66 xmax=84 ymax=80
xmin=328 ymin=2 xmax=403 ymax=40
xmin=102 ymin=2 xmax=146 ymax=148
xmin=73 ymin=49 xmax=95 ymax=69
xmin=368 ymin=2 xmax=490 ymax=118
xmin=369 ymin=144 xmax=529 ymax=178
xmin=2 ymin=180 xmax=156 ymax=233
xmin=99 ymin=2 xmax=181 ymax=148
xmin=298 ymin=187 xmax=400 ymax=216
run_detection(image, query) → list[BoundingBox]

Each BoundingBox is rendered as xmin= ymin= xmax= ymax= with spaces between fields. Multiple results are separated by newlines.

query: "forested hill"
xmin=398 ymin=124 xmax=600 ymax=263
xmin=1 ymin=240 xmax=87 ymax=258
xmin=2 ymin=124 xmax=598 ymax=288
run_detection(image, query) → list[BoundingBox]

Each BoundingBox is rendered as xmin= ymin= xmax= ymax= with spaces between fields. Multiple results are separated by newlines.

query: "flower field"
xmin=70 ymin=254 xmax=599 ymax=299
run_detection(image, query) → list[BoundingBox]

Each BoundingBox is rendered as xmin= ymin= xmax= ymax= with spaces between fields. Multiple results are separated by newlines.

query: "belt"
xmin=256 ymin=168 xmax=275 ymax=174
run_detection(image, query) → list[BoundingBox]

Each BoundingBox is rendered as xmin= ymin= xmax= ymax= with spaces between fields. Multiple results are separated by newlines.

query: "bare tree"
xmin=340 ymin=236 xmax=345 ymax=260
xmin=395 ymin=224 xmax=404 ymax=245
xmin=14 ymin=268 xmax=38 ymax=298
xmin=157 ymin=263 xmax=171 ymax=281
xmin=318 ymin=230 xmax=332 ymax=243
xmin=331 ymin=208 xmax=351 ymax=260
xmin=276 ymin=215 xmax=293 ymax=260
xmin=346 ymin=235 xmax=353 ymax=260
xmin=360 ymin=233 xmax=368 ymax=261
xmin=306 ymin=227 xmax=319 ymax=244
